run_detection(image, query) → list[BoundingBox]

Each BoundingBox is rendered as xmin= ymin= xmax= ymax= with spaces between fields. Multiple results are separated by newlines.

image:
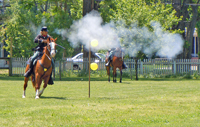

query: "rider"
xmin=105 ymin=47 xmax=128 ymax=69
xmin=24 ymin=26 xmax=54 ymax=85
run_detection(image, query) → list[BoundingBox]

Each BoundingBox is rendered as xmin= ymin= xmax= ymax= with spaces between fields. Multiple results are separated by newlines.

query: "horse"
xmin=105 ymin=48 xmax=123 ymax=83
xmin=22 ymin=37 xmax=57 ymax=99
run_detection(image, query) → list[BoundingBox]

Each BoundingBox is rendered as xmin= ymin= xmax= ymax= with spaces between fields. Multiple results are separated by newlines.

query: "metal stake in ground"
xmin=88 ymin=39 xmax=99 ymax=98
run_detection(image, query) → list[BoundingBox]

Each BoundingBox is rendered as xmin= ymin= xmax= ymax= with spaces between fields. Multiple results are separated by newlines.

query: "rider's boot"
xmin=105 ymin=56 xmax=112 ymax=66
xmin=24 ymin=60 xmax=33 ymax=77
xmin=48 ymin=72 xmax=54 ymax=85
xmin=105 ymin=60 xmax=110 ymax=66
xmin=122 ymin=62 xmax=128 ymax=69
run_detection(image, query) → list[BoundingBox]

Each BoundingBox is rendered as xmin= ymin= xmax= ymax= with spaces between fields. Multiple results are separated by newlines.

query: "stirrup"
xmin=105 ymin=62 xmax=110 ymax=66
xmin=24 ymin=68 xmax=32 ymax=77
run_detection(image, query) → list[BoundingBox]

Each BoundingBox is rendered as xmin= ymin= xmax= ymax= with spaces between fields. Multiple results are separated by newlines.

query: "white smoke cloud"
xmin=55 ymin=11 xmax=184 ymax=58
xmin=55 ymin=10 xmax=120 ymax=52
xmin=117 ymin=21 xmax=184 ymax=58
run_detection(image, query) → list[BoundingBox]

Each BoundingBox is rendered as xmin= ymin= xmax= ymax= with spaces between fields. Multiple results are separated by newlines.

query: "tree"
xmin=172 ymin=0 xmax=200 ymax=59
xmin=0 ymin=0 xmax=82 ymax=58
xmin=82 ymin=0 xmax=97 ymax=71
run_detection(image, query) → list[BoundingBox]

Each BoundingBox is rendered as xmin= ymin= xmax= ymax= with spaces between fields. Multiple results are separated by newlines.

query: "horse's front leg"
xmin=106 ymin=66 xmax=110 ymax=82
xmin=38 ymin=88 xmax=45 ymax=97
xmin=22 ymin=77 xmax=29 ymax=98
xmin=35 ymin=75 xmax=42 ymax=99
xmin=39 ymin=76 xmax=49 ymax=97
xmin=108 ymin=67 xmax=110 ymax=82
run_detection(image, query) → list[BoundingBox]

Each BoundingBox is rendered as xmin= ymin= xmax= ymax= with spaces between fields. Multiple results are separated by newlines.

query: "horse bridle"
xmin=39 ymin=39 xmax=56 ymax=77
xmin=45 ymin=39 xmax=56 ymax=61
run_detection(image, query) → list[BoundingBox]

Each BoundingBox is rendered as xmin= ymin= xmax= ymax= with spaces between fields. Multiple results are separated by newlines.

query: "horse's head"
xmin=48 ymin=38 xmax=57 ymax=58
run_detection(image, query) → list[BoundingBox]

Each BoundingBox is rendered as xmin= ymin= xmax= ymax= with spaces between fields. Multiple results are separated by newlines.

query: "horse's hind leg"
xmin=22 ymin=77 xmax=29 ymax=98
xmin=106 ymin=66 xmax=110 ymax=82
xmin=113 ymin=67 xmax=117 ymax=82
xmin=31 ymin=75 xmax=36 ymax=88
xmin=120 ymin=69 xmax=122 ymax=83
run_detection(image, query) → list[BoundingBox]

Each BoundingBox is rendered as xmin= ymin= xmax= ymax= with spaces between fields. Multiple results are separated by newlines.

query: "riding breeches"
xmin=31 ymin=51 xmax=40 ymax=63
xmin=30 ymin=51 xmax=54 ymax=69
xmin=108 ymin=51 xmax=114 ymax=60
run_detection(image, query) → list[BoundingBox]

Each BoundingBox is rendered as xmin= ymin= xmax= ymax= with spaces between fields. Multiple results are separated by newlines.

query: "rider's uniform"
xmin=31 ymin=34 xmax=53 ymax=64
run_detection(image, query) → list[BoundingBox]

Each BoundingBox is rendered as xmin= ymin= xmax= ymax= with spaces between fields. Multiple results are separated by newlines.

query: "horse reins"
xmin=39 ymin=39 xmax=55 ymax=78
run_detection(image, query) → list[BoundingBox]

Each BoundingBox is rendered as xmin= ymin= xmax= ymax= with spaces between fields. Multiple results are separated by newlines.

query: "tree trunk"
xmin=135 ymin=58 xmax=138 ymax=80
xmin=172 ymin=0 xmax=189 ymax=59
xmin=45 ymin=0 xmax=48 ymax=12
xmin=82 ymin=0 xmax=94 ymax=70
xmin=33 ymin=0 xmax=38 ymax=13
xmin=172 ymin=0 xmax=199 ymax=59
xmin=186 ymin=1 xmax=199 ymax=59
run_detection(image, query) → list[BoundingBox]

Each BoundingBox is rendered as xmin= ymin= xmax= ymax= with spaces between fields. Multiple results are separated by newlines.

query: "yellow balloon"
xmin=90 ymin=63 xmax=98 ymax=70
xmin=91 ymin=39 xmax=98 ymax=47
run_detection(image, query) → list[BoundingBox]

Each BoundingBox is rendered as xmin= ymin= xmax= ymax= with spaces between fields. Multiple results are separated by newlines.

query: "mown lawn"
xmin=0 ymin=77 xmax=200 ymax=127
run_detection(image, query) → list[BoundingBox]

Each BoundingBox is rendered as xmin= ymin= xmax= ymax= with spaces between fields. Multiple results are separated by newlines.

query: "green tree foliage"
xmin=100 ymin=0 xmax=181 ymax=30
xmin=1 ymin=0 xmax=82 ymax=58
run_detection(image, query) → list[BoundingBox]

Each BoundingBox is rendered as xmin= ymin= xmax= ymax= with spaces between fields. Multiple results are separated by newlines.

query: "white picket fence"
xmin=124 ymin=58 xmax=200 ymax=76
xmin=9 ymin=58 xmax=200 ymax=76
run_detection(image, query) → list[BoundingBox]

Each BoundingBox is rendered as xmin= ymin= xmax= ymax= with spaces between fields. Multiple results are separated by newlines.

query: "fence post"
xmin=53 ymin=59 xmax=55 ymax=80
xmin=59 ymin=60 xmax=61 ymax=80
xmin=130 ymin=59 xmax=132 ymax=80
xmin=173 ymin=60 xmax=176 ymax=74
xmin=140 ymin=60 xmax=143 ymax=75
xmin=9 ymin=58 xmax=12 ymax=76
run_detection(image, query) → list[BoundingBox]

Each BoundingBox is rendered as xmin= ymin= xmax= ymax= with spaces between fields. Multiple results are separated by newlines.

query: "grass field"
xmin=0 ymin=76 xmax=200 ymax=127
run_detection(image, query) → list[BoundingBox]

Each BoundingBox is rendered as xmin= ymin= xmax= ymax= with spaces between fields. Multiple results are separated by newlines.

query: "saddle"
xmin=27 ymin=53 xmax=43 ymax=66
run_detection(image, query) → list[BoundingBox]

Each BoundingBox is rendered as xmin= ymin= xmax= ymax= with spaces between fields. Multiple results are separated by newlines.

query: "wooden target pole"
xmin=89 ymin=43 xmax=91 ymax=98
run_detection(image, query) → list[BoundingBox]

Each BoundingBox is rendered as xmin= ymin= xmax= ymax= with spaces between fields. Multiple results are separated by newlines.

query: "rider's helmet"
xmin=41 ymin=26 xmax=48 ymax=32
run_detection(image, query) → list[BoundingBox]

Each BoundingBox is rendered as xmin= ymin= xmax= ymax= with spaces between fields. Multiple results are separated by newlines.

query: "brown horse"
xmin=22 ymin=37 xmax=57 ymax=99
xmin=105 ymin=48 xmax=123 ymax=83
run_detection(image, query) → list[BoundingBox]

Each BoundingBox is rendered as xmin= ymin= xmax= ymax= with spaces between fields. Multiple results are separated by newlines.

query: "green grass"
xmin=0 ymin=77 xmax=200 ymax=126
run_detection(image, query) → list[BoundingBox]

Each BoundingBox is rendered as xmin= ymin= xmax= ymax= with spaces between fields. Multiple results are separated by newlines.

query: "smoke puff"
xmin=67 ymin=10 xmax=120 ymax=51
xmin=117 ymin=21 xmax=184 ymax=58
xmin=55 ymin=11 xmax=184 ymax=58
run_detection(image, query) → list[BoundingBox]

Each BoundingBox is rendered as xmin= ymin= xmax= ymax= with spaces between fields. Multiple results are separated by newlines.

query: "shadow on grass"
xmin=40 ymin=96 xmax=66 ymax=100
xmin=97 ymin=97 xmax=125 ymax=100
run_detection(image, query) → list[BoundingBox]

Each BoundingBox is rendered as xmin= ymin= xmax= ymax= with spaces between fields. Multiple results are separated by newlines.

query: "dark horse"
xmin=22 ymin=37 xmax=57 ymax=99
xmin=105 ymin=48 xmax=123 ymax=83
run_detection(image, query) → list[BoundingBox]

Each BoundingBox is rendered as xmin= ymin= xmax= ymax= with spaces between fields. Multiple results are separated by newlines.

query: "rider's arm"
xmin=34 ymin=35 xmax=43 ymax=43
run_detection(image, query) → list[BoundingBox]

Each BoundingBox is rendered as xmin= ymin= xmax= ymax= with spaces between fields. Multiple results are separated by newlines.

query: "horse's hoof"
xmin=35 ymin=96 xmax=39 ymax=99
xmin=22 ymin=95 xmax=26 ymax=98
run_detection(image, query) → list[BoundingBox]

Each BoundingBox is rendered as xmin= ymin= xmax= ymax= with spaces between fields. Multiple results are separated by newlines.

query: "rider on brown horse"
xmin=24 ymin=26 xmax=54 ymax=84
xmin=105 ymin=47 xmax=127 ymax=69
